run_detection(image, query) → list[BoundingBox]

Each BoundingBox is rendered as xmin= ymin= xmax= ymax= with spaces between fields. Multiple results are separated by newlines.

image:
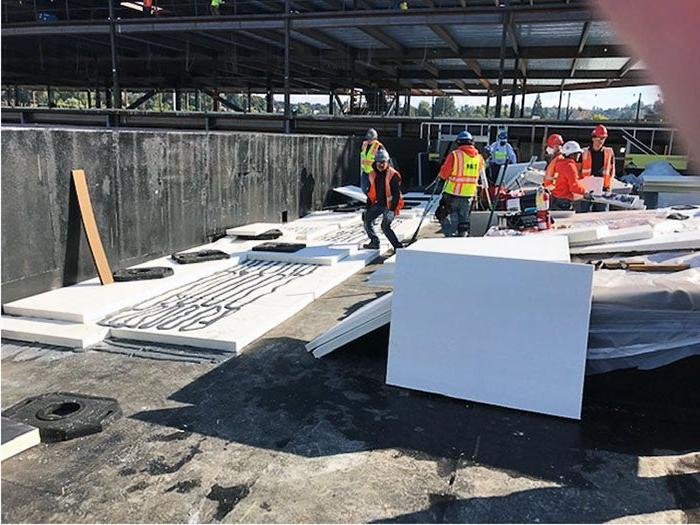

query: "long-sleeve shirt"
xmin=487 ymin=141 xmax=517 ymax=165
xmin=551 ymin=157 xmax=587 ymax=201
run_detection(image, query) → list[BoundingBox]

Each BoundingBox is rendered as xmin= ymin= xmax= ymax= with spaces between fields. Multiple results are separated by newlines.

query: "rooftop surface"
xmin=2 ymin=246 xmax=699 ymax=523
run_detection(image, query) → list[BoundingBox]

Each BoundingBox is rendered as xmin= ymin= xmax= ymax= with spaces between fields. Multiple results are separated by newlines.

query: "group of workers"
xmin=544 ymin=124 xmax=616 ymax=211
xmin=357 ymin=123 xmax=615 ymax=248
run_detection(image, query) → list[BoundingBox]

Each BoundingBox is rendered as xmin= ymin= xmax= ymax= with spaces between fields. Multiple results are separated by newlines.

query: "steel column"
xmin=495 ymin=12 xmax=507 ymax=117
xmin=108 ymin=0 xmax=121 ymax=108
xmin=284 ymin=0 xmax=291 ymax=133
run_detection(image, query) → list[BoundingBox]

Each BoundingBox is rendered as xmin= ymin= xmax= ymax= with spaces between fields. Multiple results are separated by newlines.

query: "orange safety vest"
xmin=360 ymin=140 xmax=383 ymax=175
xmin=543 ymin=152 xmax=563 ymax=190
xmin=581 ymin=146 xmax=615 ymax=190
xmin=443 ymin=149 xmax=483 ymax=197
xmin=367 ymin=167 xmax=405 ymax=214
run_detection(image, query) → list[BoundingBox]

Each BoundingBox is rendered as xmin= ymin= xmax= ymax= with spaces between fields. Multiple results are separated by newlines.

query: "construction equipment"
xmin=591 ymin=260 xmax=691 ymax=272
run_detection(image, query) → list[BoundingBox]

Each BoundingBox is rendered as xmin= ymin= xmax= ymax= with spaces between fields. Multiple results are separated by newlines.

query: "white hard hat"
xmin=561 ymin=140 xmax=582 ymax=156
xmin=365 ymin=128 xmax=378 ymax=140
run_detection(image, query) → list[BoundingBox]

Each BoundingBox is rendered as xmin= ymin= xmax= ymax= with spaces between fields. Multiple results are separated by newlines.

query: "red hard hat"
xmin=546 ymin=133 xmax=564 ymax=148
xmin=592 ymin=124 xmax=608 ymax=138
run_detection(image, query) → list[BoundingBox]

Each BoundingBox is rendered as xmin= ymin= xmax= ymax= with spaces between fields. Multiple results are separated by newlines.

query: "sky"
xmin=285 ymin=84 xmax=662 ymax=110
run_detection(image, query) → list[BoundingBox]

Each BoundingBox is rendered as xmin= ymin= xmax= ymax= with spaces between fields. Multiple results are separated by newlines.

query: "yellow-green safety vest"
xmin=443 ymin=150 xmax=482 ymax=197
xmin=360 ymin=140 xmax=382 ymax=175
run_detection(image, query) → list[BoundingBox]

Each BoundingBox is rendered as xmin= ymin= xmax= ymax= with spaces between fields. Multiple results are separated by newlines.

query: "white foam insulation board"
xmin=386 ymin=237 xmax=592 ymax=419
xmin=307 ymin=293 xmax=393 ymax=358
xmin=570 ymin=229 xmax=700 ymax=254
xmin=3 ymin=253 xmax=245 ymax=323
xmin=1 ymin=316 xmax=108 ymax=349
xmin=1 ymin=418 xmax=40 ymax=461
xmin=246 ymin=245 xmax=352 ymax=266
xmin=225 ymin=222 xmax=283 ymax=238
xmin=333 ymin=185 xmax=367 ymax=203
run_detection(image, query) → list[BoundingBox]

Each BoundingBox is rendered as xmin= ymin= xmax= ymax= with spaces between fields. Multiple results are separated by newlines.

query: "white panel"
xmin=225 ymin=222 xmax=283 ymax=237
xmin=387 ymin=246 xmax=592 ymax=419
xmin=3 ymin=252 xmax=245 ymax=323
xmin=1 ymin=316 xmax=108 ymax=349
xmin=1 ymin=418 xmax=41 ymax=461
xmin=246 ymin=245 xmax=352 ymax=266
xmin=570 ymin=230 xmax=700 ymax=254
xmin=333 ymin=185 xmax=367 ymax=203
xmin=406 ymin=236 xmax=571 ymax=263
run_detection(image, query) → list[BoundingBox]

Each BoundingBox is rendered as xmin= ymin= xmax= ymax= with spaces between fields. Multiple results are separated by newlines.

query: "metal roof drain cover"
xmin=171 ymin=249 xmax=230 ymax=264
xmin=3 ymin=392 xmax=122 ymax=442
xmin=112 ymin=267 xmax=174 ymax=281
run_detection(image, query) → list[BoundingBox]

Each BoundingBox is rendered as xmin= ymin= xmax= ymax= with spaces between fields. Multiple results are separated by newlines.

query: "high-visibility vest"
xmin=360 ymin=140 xmax=382 ymax=175
xmin=581 ymin=146 xmax=615 ymax=190
xmin=443 ymin=150 xmax=483 ymax=197
xmin=543 ymin=152 xmax=563 ymax=190
xmin=367 ymin=167 xmax=404 ymax=214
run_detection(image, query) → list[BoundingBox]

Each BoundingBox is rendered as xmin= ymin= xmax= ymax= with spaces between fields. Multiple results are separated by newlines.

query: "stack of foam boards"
xmin=306 ymin=293 xmax=393 ymax=358
xmin=3 ymin=212 xmax=425 ymax=354
xmin=225 ymin=223 xmax=283 ymax=238
xmin=386 ymin=237 xmax=592 ymax=419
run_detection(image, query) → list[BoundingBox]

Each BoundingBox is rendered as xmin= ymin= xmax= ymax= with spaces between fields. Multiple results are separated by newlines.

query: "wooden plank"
xmin=71 ymin=169 xmax=114 ymax=285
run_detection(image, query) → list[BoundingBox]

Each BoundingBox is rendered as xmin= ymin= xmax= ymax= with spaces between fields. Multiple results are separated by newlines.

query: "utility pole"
xmin=635 ymin=92 xmax=642 ymax=122
xmin=565 ymin=92 xmax=571 ymax=121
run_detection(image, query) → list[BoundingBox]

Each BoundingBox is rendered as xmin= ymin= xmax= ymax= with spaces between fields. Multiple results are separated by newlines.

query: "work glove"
xmin=384 ymin=210 xmax=396 ymax=222
xmin=584 ymin=191 xmax=594 ymax=200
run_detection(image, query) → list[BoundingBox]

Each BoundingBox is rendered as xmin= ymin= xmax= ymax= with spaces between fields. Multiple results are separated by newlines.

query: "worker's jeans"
xmin=364 ymin=204 xmax=402 ymax=249
xmin=550 ymin=196 xmax=573 ymax=211
xmin=360 ymin=172 xmax=370 ymax=194
xmin=441 ymin=194 xmax=472 ymax=237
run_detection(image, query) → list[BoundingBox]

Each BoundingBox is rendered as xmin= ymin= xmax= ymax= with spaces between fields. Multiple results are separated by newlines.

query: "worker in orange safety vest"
xmin=543 ymin=133 xmax=564 ymax=190
xmin=362 ymin=148 xmax=404 ymax=251
xmin=580 ymin=124 xmax=616 ymax=212
xmin=550 ymin=141 xmax=592 ymax=211
xmin=437 ymin=130 xmax=486 ymax=237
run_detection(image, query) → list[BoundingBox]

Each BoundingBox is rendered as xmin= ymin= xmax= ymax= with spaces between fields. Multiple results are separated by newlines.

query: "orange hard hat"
xmin=546 ymin=133 xmax=564 ymax=148
xmin=592 ymin=124 xmax=608 ymax=138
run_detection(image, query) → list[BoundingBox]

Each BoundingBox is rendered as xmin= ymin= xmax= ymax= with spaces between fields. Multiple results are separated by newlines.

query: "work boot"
xmin=362 ymin=241 xmax=380 ymax=250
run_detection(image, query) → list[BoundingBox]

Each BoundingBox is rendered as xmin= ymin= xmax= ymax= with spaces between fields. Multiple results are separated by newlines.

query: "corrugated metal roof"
xmin=576 ymin=57 xmax=629 ymax=70
xmin=478 ymin=59 xmax=516 ymax=70
xmin=526 ymin=58 xmax=575 ymax=70
xmin=516 ymin=22 xmax=584 ymax=47
xmin=322 ymin=27 xmax=388 ymax=48
xmin=585 ymin=21 xmax=619 ymax=46
xmin=291 ymin=31 xmax=331 ymax=49
xmin=381 ymin=26 xmax=445 ymax=47
xmin=448 ymin=24 xmax=504 ymax=47
xmin=565 ymin=78 xmax=608 ymax=85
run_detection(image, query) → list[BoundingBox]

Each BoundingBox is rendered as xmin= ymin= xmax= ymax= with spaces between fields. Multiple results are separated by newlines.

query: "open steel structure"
xmin=2 ymin=0 xmax=651 ymax=120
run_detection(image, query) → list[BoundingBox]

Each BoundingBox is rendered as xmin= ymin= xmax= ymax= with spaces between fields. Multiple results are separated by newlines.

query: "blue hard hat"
xmin=456 ymin=130 xmax=473 ymax=142
xmin=497 ymin=130 xmax=508 ymax=140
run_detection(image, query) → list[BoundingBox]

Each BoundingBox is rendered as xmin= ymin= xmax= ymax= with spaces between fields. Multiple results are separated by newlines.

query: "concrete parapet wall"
xmin=2 ymin=127 xmax=420 ymax=302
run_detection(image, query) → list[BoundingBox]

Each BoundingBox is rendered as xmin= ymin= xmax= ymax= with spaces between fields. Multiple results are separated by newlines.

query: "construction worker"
xmin=437 ymin=130 xmax=485 ymax=237
xmin=363 ymin=148 xmax=404 ymax=251
xmin=486 ymin=128 xmax=517 ymax=184
xmin=580 ymin=124 xmax=616 ymax=212
xmin=543 ymin=133 xmax=564 ymax=190
xmin=360 ymin=128 xmax=384 ymax=193
xmin=210 ymin=0 xmax=222 ymax=16
xmin=550 ymin=141 xmax=591 ymax=211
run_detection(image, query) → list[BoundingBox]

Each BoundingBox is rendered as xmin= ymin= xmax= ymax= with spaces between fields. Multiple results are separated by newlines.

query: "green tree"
xmin=416 ymin=100 xmax=431 ymax=117
xmin=433 ymin=96 xmax=457 ymax=117
xmin=531 ymin=94 xmax=544 ymax=117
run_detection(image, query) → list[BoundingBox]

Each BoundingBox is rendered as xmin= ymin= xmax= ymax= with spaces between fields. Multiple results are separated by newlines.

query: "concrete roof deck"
xmin=2 ymin=241 xmax=699 ymax=523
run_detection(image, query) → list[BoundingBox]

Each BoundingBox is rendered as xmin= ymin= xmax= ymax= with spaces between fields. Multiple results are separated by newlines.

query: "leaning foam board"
xmin=3 ymin=253 xmax=244 ymax=323
xmin=1 ymin=316 xmax=108 ymax=349
xmin=307 ymin=293 xmax=393 ymax=358
xmin=1 ymin=418 xmax=40 ymax=461
xmin=386 ymin=239 xmax=593 ymax=419
xmin=570 ymin=229 xmax=700 ymax=255
xmin=365 ymin=266 xmax=396 ymax=288
xmin=333 ymin=185 xmax=367 ymax=203
xmin=225 ymin=222 xmax=283 ymax=238
xmin=245 ymin=245 xmax=352 ymax=266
